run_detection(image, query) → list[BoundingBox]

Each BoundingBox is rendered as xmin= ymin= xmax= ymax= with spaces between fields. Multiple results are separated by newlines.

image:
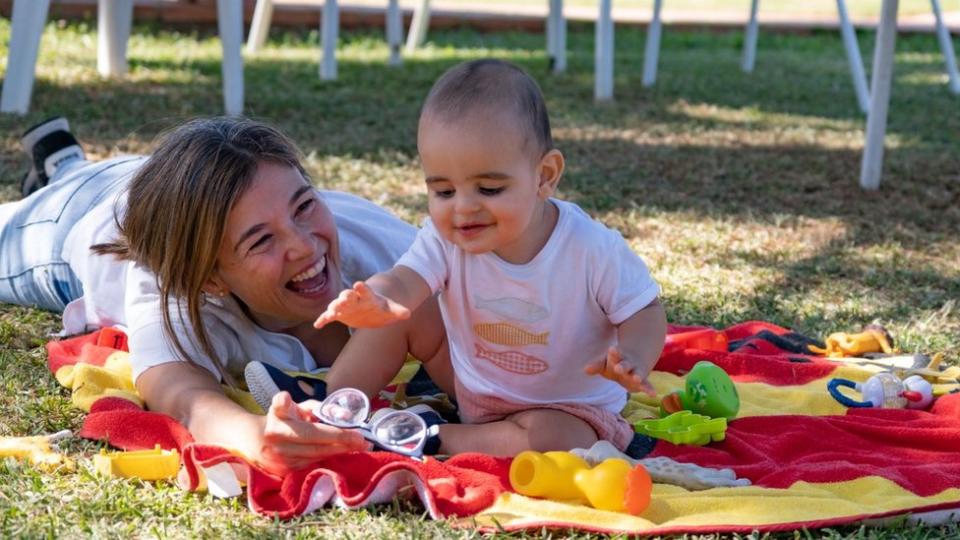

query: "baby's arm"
xmin=314 ymin=265 xmax=432 ymax=329
xmin=584 ymin=298 xmax=667 ymax=395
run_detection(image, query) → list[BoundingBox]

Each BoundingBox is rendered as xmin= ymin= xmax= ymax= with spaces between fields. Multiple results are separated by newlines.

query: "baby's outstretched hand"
xmin=584 ymin=346 xmax=656 ymax=396
xmin=313 ymin=281 xmax=411 ymax=329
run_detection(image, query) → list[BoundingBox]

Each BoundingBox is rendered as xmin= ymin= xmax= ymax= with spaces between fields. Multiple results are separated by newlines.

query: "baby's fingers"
xmin=352 ymin=281 xmax=374 ymax=299
xmin=634 ymin=377 xmax=657 ymax=397
xmin=313 ymin=309 xmax=336 ymax=328
xmin=583 ymin=357 xmax=606 ymax=375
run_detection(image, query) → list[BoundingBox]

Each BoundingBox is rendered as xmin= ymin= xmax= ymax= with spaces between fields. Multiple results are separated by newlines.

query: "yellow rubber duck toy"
xmin=509 ymin=450 xmax=652 ymax=515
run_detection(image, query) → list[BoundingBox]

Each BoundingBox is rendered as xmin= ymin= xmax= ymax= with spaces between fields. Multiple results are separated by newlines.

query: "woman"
xmin=0 ymin=116 xmax=448 ymax=475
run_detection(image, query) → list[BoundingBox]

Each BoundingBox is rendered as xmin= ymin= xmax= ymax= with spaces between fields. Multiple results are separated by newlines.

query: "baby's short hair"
xmin=421 ymin=59 xmax=553 ymax=156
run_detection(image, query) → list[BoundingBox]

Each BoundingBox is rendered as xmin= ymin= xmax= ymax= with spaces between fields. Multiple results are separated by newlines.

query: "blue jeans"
xmin=0 ymin=157 xmax=142 ymax=312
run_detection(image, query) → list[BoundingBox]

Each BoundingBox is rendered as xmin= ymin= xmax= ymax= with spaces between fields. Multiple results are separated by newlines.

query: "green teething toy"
xmin=660 ymin=360 xmax=740 ymax=420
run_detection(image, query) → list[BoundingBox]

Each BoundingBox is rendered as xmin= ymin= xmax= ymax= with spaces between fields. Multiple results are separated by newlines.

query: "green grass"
xmin=1 ymin=17 xmax=959 ymax=539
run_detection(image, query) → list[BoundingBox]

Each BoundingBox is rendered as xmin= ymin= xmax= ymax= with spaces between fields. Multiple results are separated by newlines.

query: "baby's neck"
xmin=495 ymin=199 xmax=559 ymax=265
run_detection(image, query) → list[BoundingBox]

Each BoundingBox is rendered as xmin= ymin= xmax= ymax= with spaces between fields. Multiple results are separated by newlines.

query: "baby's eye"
xmin=433 ymin=189 xmax=455 ymax=199
xmin=478 ymin=186 xmax=504 ymax=196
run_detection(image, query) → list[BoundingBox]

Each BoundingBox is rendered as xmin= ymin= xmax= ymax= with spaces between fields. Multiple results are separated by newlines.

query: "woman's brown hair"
xmin=93 ymin=117 xmax=308 ymax=386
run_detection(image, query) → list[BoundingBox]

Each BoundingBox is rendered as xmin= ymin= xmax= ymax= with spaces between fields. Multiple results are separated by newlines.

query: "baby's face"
xmin=417 ymin=111 xmax=551 ymax=264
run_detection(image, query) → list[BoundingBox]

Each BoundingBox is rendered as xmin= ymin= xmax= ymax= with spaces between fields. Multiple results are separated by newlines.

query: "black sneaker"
xmin=403 ymin=403 xmax=446 ymax=455
xmin=243 ymin=360 xmax=328 ymax=412
xmin=20 ymin=116 xmax=85 ymax=197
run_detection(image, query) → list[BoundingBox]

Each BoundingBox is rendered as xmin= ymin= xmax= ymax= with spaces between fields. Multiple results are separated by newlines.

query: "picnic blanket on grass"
xmin=45 ymin=322 xmax=960 ymax=534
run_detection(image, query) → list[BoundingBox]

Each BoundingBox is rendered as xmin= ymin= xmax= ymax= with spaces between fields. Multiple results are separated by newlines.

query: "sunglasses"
xmin=312 ymin=387 xmax=438 ymax=458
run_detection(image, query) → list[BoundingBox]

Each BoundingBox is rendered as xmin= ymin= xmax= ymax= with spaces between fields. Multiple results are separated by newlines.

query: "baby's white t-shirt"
xmin=397 ymin=199 xmax=660 ymax=413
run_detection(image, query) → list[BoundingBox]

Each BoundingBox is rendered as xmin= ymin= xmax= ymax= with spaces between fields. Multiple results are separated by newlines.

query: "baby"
xmin=317 ymin=59 xmax=667 ymax=456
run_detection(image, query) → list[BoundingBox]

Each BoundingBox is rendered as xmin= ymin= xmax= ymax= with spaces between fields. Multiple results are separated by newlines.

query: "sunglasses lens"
xmin=372 ymin=412 xmax=426 ymax=453
xmin=315 ymin=389 xmax=369 ymax=426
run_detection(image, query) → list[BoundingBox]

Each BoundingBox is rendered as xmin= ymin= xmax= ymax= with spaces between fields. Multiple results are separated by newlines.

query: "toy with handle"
xmin=828 ymin=373 xmax=934 ymax=409
xmin=509 ymin=450 xmax=652 ymax=514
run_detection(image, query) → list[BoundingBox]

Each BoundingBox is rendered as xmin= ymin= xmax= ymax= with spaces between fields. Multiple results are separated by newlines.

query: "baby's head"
xmin=417 ymin=59 xmax=565 ymax=263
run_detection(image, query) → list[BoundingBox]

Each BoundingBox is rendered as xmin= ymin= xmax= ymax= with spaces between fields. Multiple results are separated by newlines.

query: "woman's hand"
xmin=314 ymin=281 xmax=411 ymax=329
xmin=137 ymin=362 xmax=368 ymax=478
xmin=252 ymin=392 xmax=369 ymax=476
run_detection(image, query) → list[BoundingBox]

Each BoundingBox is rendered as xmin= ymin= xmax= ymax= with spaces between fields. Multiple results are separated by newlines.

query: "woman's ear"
xmin=537 ymin=149 xmax=565 ymax=199
xmin=202 ymin=272 xmax=230 ymax=298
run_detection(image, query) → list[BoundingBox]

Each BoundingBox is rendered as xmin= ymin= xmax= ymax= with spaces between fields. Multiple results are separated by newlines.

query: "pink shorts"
xmin=453 ymin=377 xmax=635 ymax=451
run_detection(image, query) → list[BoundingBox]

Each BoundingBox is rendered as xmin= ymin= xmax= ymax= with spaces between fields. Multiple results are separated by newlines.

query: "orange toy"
xmin=809 ymin=324 xmax=896 ymax=358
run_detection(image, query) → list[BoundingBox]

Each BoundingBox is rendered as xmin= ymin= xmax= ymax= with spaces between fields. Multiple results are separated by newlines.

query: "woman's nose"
xmin=285 ymin=226 xmax=315 ymax=260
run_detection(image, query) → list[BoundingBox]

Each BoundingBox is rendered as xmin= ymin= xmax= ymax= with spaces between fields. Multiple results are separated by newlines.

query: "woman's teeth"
xmin=290 ymin=257 xmax=326 ymax=283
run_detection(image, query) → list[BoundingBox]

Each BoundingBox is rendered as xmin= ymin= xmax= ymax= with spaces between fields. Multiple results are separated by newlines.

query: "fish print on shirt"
xmin=474 ymin=343 xmax=548 ymax=375
xmin=474 ymin=296 xmax=548 ymax=324
xmin=473 ymin=322 xmax=549 ymax=346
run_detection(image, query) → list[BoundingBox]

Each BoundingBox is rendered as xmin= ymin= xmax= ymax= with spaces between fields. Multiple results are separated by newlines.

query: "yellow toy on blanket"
xmin=808 ymin=324 xmax=896 ymax=358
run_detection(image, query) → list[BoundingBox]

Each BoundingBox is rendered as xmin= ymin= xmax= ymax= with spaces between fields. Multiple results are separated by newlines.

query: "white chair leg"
xmin=860 ymin=0 xmax=899 ymax=190
xmin=386 ymin=0 xmax=403 ymax=66
xmin=930 ymin=0 xmax=960 ymax=94
xmin=837 ymin=0 xmax=870 ymax=113
xmin=246 ymin=0 xmax=274 ymax=53
xmin=595 ymin=0 xmax=614 ymax=101
xmin=1 ymin=0 xmax=51 ymax=114
xmin=741 ymin=0 xmax=759 ymax=73
xmin=97 ymin=0 xmax=133 ymax=77
xmin=547 ymin=0 xmax=566 ymax=73
xmin=217 ymin=0 xmax=244 ymax=115
xmin=641 ymin=0 xmax=662 ymax=87
xmin=320 ymin=0 xmax=339 ymax=80
xmin=406 ymin=0 xmax=431 ymax=52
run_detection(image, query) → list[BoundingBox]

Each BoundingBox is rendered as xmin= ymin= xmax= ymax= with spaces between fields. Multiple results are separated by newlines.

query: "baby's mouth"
xmin=286 ymin=256 xmax=328 ymax=294
xmin=457 ymin=223 xmax=490 ymax=233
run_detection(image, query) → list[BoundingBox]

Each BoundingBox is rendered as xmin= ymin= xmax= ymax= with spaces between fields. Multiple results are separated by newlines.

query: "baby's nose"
xmin=454 ymin=193 xmax=481 ymax=213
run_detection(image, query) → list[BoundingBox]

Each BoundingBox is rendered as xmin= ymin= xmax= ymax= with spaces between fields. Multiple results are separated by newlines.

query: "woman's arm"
xmin=136 ymin=361 xmax=368 ymax=476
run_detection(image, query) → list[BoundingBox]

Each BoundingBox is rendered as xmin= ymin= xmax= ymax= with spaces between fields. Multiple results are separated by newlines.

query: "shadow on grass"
xmin=1 ymin=28 xmax=957 ymax=243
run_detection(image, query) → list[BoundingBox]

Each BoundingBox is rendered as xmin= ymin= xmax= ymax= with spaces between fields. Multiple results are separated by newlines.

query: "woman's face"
xmin=211 ymin=162 xmax=343 ymax=332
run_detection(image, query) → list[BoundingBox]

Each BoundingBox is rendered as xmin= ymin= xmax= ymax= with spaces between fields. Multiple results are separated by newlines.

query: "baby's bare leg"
xmin=438 ymin=409 xmax=598 ymax=456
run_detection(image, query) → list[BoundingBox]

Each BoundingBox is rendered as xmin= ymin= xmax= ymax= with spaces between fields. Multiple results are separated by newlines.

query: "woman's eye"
xmin=296 ymin=198 xmax=315 ymax=215
xmin=478 ymin=186 xmax=504 ymax=196
xmin=249 ymin=235 xmax=272 ymax=252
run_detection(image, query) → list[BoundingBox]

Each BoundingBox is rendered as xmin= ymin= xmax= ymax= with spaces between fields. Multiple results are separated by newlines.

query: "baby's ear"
xmin=537 ymin=149 xmax=565 ymax=198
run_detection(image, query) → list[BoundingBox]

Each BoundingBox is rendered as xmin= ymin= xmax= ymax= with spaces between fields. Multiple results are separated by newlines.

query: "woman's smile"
xmin=287 ymin=255 xmax=329 ymax=295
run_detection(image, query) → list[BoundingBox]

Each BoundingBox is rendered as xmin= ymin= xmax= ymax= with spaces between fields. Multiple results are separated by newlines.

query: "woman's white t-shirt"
xmin=60 ymin=189 xmax=415 ymax=383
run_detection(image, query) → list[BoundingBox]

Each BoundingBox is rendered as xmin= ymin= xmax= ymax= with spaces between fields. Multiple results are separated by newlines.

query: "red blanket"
xmin=47 ymin=323 xmax=960 ymax=532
